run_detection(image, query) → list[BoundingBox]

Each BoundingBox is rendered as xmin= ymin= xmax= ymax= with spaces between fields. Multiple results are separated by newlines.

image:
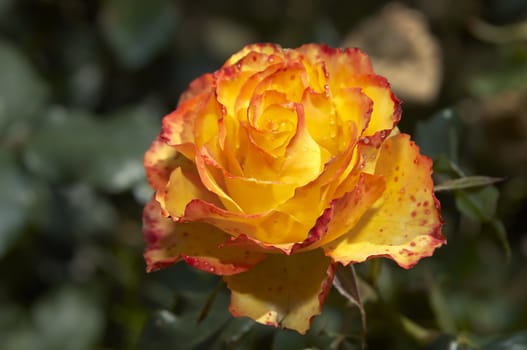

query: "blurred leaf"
xmin=435 ymin=176 xmax=504 ymax=192
xmin=399 ymin=315 xmax=439 ymax=345
xmin=455 ymin=187 xmax=511 ymax=259
xmin=454 ymin=186 xmax=499 ymax=222
xmin=32 ymin=286 xmax=104 ymax=350
xmin=0 ymin=40 xmax=48 ymax=136
xmin=0 ymin=150 xmax=40 ymax=257
xmin=415 ymin=109 xmax=461 ymax=162
xmin=0 ymin=304 xmax=35 ymax=350
xmin=468 ymin=64 xmax=527 ymax=96
xmin=137 ymin=290 xmax=231 ymax=350
xmin=23 ymin=107 xmax=100 ymax=182
xmin=432 ymin=155 xmax=465 ymax=177
xmin=489 ymin=218 xmax=512 ymax=261
xmin=333 ymin=265 xmax=366 ymax=349
xmin=88 ymin=105 xmax=159 ymax=192
xmin=99 ymin=0 xmax=179 ymax=69
xmin=24 ymin=104 xmax=159 ymax=192
xmin=425 ymin=271 xmax=456 ymax=335
xmin=483 ymin=331 xmax=527 ymax=350
xmin=42 ymin=184 xmax=118 ymax=240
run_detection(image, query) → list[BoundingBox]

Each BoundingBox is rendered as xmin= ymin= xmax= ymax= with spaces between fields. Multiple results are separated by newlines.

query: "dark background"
xmin=1 ymin=0 xmax=526 ymax=349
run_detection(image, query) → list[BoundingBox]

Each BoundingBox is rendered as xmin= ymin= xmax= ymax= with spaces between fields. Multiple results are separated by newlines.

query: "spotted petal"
xmin=324 ymin=133 xmax=445 ymax=268
xmin=143 ymin=200 xmax=267 ymax=275
xmin=224 ymin=249 xmax=334 ymax=334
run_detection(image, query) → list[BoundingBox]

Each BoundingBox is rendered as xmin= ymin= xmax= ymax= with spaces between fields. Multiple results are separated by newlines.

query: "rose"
xmin=143 ymin=43 xmax=445 ymax=333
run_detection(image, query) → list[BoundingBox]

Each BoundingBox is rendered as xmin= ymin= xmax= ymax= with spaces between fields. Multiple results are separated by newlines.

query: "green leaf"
xmin=0 ymin=150 xmax=40 ymax=257
xmin=0 ymin=40 xmax=48 ymax=135
xmin=483 ymin=331 xmax=527 ymax=350
xmin=23 ymin=104 xmax=159 ymax=192
xmin=454 ymin=186 xmax=499 ymax=222
xmin=415 ymin=109 xmax=461 ymax=162
xmin=87 ymin=105 xmax=159 ymax=192
xmin=137 ymin=290 xmax=231 ymax=350
xmin=435 ymin=176 xmax=504 ymax=192
xmin=489 ymin=218 xmax=512 ymax=262
xmin=454 ymin=186 xmax=511 ymax=259
xmin=99 ymin=0 xmax=179 ymax=69
xmin=424 ymin=271 xmax=456 ymax=335
xmin=468 ymin=64 xmax=527 ymax=96
xmin=32 ymin=286 xmax=104 ymax=350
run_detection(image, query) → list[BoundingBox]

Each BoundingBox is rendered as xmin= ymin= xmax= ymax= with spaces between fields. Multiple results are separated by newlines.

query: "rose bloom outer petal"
xmin=223 ymin=43 xmax=283 ymax=67
xmin=324 ymin=133 xmax=445 ymax=269
xmin=182 ymin=199 xmax=308 ymax=249
xmin=297 ymin=44 xmax=374 ymax=80
xmin=160 ymin=93 xmax=208 ymax=160
xmin=143 ymin=199 xmax=267 ymax=275
xmin=163 ymin=166 xmax=222 ymax=218
xmin=178 ymin=73 xmax=215 ymax=105
xmin=224 ymin=249 xmax=334 ymax=334
xmin=144 ymin=136 xmax=190 ymax=192
xmin=298 ymin=172 xmax=386 ymax=251
xmin=358 ymin=75 xmax=401 ymax=141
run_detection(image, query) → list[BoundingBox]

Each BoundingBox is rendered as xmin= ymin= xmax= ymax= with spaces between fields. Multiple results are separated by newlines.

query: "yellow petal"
xmin=182 ymin=199 xmax=306 ymax=247
xmin=224 ymin=175 xmax=296 ymax=214
xmin=223 ymin=43 xmax=283 ymax=67
xmin=332 ymin=87 xmax=373 ymax=151
xmin=359 ymin=75 xmax=401 ymax=141
xmin=144 ymin=136 xmax=191 ymax=193
xmin=252 ymin=63 xmax=307 ymax=102
xmin=195 ymin=151 xmax=244 ymax=213
xmin=301 ymin=173 xmax=386 ymax=251
xmin=277 ymin=105 xmax=325 ymax=186
xmin=302 ymin=88 xmax=340 ymax=155
xmin=297 ymin=45 xmax=374 ymax=86
xmin=143 ymin=200 xmax=267 ymax=275
xmin=178 ymin=73 xmax=214 ymax=105
xmin=163 ymin=166 xmax=221 ymax=218
xmin=224 ymin=249 xmax=334 ymax=334
xmin=246 ymin=91 xmax=298 ymax=158
xmin=324 ymin=133 xmax=445 ymax=268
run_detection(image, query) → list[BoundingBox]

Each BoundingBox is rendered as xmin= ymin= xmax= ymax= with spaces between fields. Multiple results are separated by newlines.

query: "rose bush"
xmin=142 ymin=43 xmax=445 ymax=333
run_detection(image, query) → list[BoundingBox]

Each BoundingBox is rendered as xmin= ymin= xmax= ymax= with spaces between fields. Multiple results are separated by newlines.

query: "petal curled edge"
xmin=224 ymin=249 xmax=334 ymax=334
xmin=324 ymin=133 xmax=445 ymax=269
xmin=144 ymin=136 xmax=189 ymax=193
xmin=143 ymin=200 xmax=267 ymax=275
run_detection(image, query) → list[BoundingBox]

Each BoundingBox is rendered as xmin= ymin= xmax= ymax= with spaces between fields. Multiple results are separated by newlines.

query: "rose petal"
xmin=300 ymin=172 xmax=386 ymax=251
xmin=224 ymin=175 xmax=296 ymax=214
xmin=178 ymin=73 xmax=214 ymax=105
xmin=183 ymin=199 xmax=307 ymax=247
xmin=160 ymin=93 xmax=207 ymax=160
xmin=332 ymin=87 xmax=373 ymax=151
xmin=163 ymin=167 xmax=222 ymax=218
xmin=246 ymin=91 xmax=298 ymax=158
xmin=195 ymin=150 xmax=244 ymax=213
xmin=252 ymin=63 xmax=307 ymax=103
xmin=297 ymin=45 xmax=374 ymax=84
xmin=358 ymin=75 xmax=401 ymax=141
xmin=223 ymin=43 xmax=283 ymax=67
xmin=143 ymin=199 xmax=267 ymax=275
xmin=144 ymin=136 xmax=190 ymax=192
xmin=324 ymin=133 xmax=445 ymax=268
xmin=224 ymin=249 xmax=334 ymax=334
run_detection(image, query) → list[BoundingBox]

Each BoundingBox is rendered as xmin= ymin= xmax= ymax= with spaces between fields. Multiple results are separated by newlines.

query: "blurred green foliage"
xmin=1 ymin=0 xmax=527 ymax=349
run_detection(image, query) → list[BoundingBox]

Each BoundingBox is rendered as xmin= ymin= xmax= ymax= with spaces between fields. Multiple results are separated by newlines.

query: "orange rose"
xmin=143 ymin=43 xmax=444 ymax=333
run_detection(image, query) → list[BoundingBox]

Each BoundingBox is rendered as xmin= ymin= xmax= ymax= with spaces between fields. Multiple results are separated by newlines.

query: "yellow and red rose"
xmin=143 ymin=43 xmax=445 ymax=333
